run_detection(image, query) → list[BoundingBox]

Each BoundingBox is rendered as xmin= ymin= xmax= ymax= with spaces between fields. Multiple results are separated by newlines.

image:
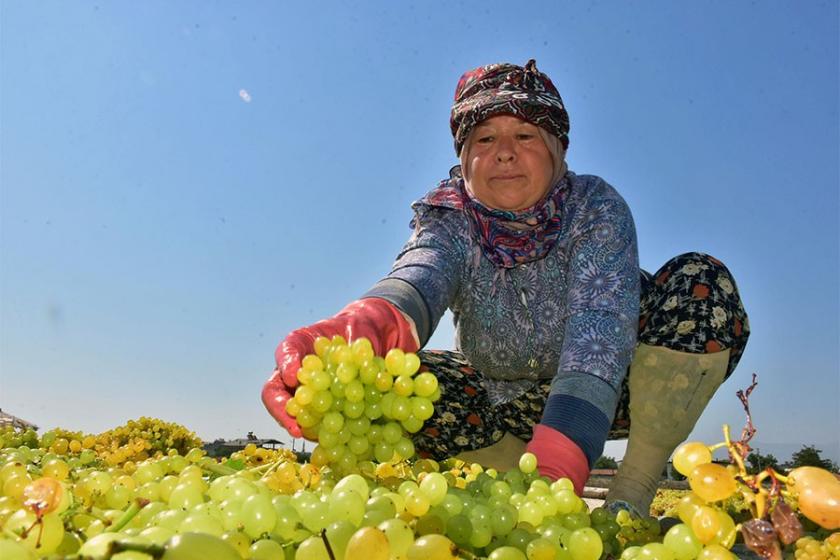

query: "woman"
xmin=262 ymin=60 xmax=749 ymax=515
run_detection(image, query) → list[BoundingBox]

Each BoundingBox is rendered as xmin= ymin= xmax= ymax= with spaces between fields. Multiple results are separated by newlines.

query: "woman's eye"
xmin=477 ymin=136 xmax=494 ymax=143
xmin=517 ymin=133 xmax=534 ymax=140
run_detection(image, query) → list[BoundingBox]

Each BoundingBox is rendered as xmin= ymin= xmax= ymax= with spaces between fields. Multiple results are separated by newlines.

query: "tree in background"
xmin=786 ymin=445 xmax=839 ymax=472
xmin=745 ymin=449 xmax=780 ymax=474
xmin=594 ymin=455 xmax=619 ymax=469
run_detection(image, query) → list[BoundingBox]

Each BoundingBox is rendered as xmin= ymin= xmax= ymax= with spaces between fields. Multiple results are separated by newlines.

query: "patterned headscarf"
xmin=450 ymin=59 xmax=570 ymax=156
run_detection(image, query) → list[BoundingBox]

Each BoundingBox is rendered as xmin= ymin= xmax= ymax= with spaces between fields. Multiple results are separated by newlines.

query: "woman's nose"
xmin=495 ymin=137 xmax=516 ymax=162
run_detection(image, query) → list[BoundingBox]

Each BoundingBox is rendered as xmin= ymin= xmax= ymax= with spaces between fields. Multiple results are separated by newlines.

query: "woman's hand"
xmin=526 ymin=424 xmax=591 ymax=495
xmin=262 ymin=298 xmax=419 ymax=439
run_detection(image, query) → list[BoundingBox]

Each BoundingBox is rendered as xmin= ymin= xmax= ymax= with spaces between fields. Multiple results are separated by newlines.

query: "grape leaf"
xmin=223 ymin=459 xmax=246 ymax=471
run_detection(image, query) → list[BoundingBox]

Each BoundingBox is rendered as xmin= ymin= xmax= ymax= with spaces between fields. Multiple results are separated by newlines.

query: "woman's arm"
xmin=362 ymin=206 xmax=467 ymax=348
xmin=539 ymin=178 xmax=641 ymax=468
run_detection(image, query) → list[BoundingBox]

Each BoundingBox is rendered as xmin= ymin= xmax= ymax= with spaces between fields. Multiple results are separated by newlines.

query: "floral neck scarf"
xmin=416 ymin=168 xmax=571 ymax=268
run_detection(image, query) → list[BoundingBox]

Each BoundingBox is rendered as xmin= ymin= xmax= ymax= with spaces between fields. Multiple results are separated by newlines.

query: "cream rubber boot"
xmin=607 ymin=343 xmax=731 ymax=515
xmin=456 ymin=432 xmax=527 ymax=472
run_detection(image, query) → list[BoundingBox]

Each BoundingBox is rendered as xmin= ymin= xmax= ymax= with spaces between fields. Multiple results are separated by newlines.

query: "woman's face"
xmin=463 ymin=115 xmax=554 ymax=211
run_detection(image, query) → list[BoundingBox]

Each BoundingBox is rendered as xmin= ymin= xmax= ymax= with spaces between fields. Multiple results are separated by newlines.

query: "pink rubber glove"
xmin=262 ymin=298 xmax=419 ymax=439
xmin=526 ymin=424 xmax=591 ymax=496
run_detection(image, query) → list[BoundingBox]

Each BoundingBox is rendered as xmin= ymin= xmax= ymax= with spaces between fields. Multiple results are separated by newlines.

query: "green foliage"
xmin=746 ymin=449 xmax=780 ymax=474
xmin=594 ymin=455 xmax=618 ymax=469
xmin=787 ymin=445 xmax=839 ymax=472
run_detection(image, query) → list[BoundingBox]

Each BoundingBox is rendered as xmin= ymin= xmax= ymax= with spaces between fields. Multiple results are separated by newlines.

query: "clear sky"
xmin=1 ymin=1 xmax=838 ymax=463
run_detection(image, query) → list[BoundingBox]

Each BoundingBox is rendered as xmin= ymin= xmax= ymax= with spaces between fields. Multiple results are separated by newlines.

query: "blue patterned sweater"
xmin=364 ymin=170 xmax=640 ymax=465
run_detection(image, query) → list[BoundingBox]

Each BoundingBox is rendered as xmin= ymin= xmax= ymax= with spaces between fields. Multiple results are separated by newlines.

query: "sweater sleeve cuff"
xmin=363 ymin=278 xmax=432 ymax=346
xmin=541 ymin=393 xmax=611 ymax=467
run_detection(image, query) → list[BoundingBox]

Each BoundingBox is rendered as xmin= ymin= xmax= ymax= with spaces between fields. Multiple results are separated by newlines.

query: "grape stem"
xmin=201 ymin=461 xmax=237 ymax=477
xmin=110 ymin=498 xmax=150 ymax=533
xmin=319 ymin=528 xmax=337 ymax=560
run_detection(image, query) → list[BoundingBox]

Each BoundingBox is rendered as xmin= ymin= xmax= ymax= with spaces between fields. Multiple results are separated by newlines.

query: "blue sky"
xmin=2 ymin=1 xmax=837 ymax=462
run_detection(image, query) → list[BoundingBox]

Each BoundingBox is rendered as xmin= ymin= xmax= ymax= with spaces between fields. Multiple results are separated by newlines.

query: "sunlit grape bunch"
xmin=284 ymin=336 xmax=440 ymax=473
xmin=794 ymin=532 xmax=840 ymax=560
xmin=0 ymin=427 xmax=39 ymax=450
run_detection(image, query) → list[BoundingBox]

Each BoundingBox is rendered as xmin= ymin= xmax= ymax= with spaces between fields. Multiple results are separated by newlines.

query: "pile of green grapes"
xmin=286 ymin=336 xmax=440 ymax=474
xmin=0 ymin=418 xmax=203 ymax=470
xmin=2 ymin=339 xmax=838 ymax=560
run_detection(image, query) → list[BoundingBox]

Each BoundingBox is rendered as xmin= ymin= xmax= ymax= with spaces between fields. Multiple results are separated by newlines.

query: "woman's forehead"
xmin=474 ymin=115 xmax=536 ymax=130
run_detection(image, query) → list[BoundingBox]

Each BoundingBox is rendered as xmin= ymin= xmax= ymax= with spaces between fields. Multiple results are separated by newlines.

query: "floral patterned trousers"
xmin=412 ymin=252 xmax=750 ymax=460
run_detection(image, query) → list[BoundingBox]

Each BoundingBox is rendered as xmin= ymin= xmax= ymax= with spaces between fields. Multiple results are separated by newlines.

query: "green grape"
xmin=179 ymin=513 xmax=224 ymax=537
xmin=393 ymin=375 xmax=414 ymax=397
xmin=413 ymin=372 xmax=438 ymax=397
xmin=0 ymin=536 xmax=34 ymax=560
xmin=638 ymin=542 xmax=676 ymax=560
xmin=364 ymin=402 xmax=383 ymax=420
xmin=390 ymin=397 xmax=412 ymax=421
xmin=395 ymin=438 xmax=415 ymax=460
xmin=622 ymin=546 xmax=643 ymax=560
xmin=330 ymin=378 xmax=347 ymax=399
xmin=364 ymin=385 xmax=382 ymax=403
xmin=140 ymin=527 xmax=176 ymax=546
xmin=446 ymin=513 xmax=473 ymax=546
xmin=325 ymin=520 xmax=356 ymax=560
xmin=416 ymin=513 xmax=446 ymax=535
xmin=687 ymin=464 xmax=737 ymax=502
xmin=518 ymin=500 xmax=545 ymax=527
xmin=374 ymin=371 xmax=394 ymax=392
xmin=78 ymin=532 xmax=131 ymax=559
xmin=336 ymin=363 xmax=358 ymax=384
xmin=348 ymin=435 xmax=370 ymax=456
xmin=241 ymin=494 xmax=277 ymax=539
xmin=384 ymin=349 xmax=406 ymax=376
xmin=378 ymin=518 xmax=414 ymax=559
xmin=366 ymin=425 xmax=383 ymax=444
xmin=411 ymin=397 xmax=435 ymax=421
xmin=344 ymin=380 xmax=365 ymax=402
xmin=382 ymin=423 xmax=403 ymax=445
xmin=519 ymin=453 xmax=538 ymax=474
xmin=419 ymin=472 xmax=449 ymax=505
xmin=663 ymin=523 xmax=702 ymax=560
xmin=321 ymin=412 xmax=344 ymax=433
xmin=672 ymin=442 xmax=712 ymax=477
xmin=351 ymin=338 xmax=375 ymax=365
xmin=405 ymin=489 xmax=431 ymax=517
xmin=311 ymin=391 xmax=334 ymax=413
xmin=553 ymin=489 xmax=578 ymax=515
xmin=677 ymin=493 xmax=705 ymax=524
xmin=328 ymin=490 xmax=365 ymax=526
xmin=489 ymin=545 xmax=528 ymax=559
xmin=295 ymin=535 xmax=331 ymax=560
xmin=697 ymin=544 xmax=736 ymax=560
xmin=401 ymin=416 xmax=424 ymax=434
xmin=441 ymin=493 xmax=464 ymax=516
xmin=406 ymin=534 xmax=459 ymax=560
xmin=568 ymin=527 xmax=603 ymax=560
xmin=469 ymin=519 xmax=493 ymax=548
xmin=5 ymin=510 xmax=65 ymax=555
xmin=691 ymin=506 xmax=721 ymax=544
xmin=491 ymin=503 xmax=519 ymax=536
xmin=343 ymin=400 xmax=366 ymax=419
xmin=106 ymin=484 xmax=132 ymax=510
xmin=359 ymin=361 xmax=379 ymax=385
xmin=344 ymin=527 xmax=390 ymax=560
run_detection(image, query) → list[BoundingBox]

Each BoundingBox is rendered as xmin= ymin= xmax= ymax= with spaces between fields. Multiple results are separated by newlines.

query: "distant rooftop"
xmin=0 ymin=409 xmax=39 ymax=431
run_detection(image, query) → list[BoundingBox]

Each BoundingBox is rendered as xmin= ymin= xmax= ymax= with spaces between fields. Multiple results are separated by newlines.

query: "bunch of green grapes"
xmin=0 ymin=427 xmax=39 ymax=450
xmin=285 ymin=336 xmax=440 ymax=474
xmin=227 ymin=443 xmax=298 ymax=468
xmin=94 ymin=417 xmax=203 ymax=458
xmin=793 ymin=532 xmax=840 ymax=560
